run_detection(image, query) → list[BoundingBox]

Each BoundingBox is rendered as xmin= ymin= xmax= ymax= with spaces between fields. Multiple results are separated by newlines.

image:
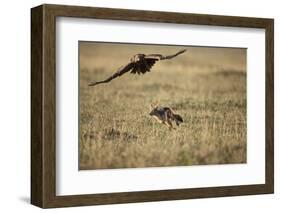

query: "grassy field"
xmin=79 ymin=43 xmax=247 ymax=170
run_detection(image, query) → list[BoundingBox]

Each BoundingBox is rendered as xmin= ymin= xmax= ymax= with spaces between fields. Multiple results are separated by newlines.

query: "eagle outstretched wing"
xmin=145 ymin=49 xmax=186 ymax=60
xmin=88 ymin=62 xmax=134 ymax=86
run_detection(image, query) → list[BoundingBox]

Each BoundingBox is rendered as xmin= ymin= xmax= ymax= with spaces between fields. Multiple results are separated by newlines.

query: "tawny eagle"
xmin=88 ymin=49 xmax=187 ymax=86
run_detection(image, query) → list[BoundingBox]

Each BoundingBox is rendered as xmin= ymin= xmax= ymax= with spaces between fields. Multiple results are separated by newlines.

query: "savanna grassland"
xmin=79 ymin=42 xmax=247 ymax=170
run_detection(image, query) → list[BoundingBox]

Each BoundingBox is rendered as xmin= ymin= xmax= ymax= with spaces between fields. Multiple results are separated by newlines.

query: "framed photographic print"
xmin=31 ymin=4 xmax=274 ymax=208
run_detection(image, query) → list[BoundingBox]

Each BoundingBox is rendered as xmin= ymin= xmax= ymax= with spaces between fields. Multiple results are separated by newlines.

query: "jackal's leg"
xmin=164 ymin=120 xmax=174 ymax=130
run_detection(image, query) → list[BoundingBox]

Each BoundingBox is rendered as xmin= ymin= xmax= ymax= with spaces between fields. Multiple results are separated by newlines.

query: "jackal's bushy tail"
xmin=173 ymin=114 xmax=183 ymax=126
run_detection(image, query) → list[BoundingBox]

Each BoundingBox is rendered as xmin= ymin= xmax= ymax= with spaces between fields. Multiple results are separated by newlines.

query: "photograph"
xmin=30 ymin=3 xmax=274 ymax=208
xmin=79 ymin=42 xmax=247 ymax=170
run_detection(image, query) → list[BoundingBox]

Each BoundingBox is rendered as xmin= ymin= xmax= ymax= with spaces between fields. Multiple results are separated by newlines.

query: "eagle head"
xmin=131 ymin=54 xmax=145 ymax=63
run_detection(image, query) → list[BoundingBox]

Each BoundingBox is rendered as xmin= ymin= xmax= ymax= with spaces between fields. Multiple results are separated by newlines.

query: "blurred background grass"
xmin=79 ymin=42 xmax=246 ymax=170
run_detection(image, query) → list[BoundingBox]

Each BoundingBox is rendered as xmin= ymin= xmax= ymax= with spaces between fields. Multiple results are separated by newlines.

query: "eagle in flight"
xmin=88 ymin=49 xmax=187 ymax=86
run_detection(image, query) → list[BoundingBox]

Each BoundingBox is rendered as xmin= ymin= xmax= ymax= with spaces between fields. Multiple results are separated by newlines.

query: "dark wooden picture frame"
xmin=31 ymin=4 xmax=274 ymax=208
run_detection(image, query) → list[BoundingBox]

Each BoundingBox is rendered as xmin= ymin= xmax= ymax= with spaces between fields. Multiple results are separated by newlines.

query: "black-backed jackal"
xmin=149 ymin=104 xmax=183 ymax=130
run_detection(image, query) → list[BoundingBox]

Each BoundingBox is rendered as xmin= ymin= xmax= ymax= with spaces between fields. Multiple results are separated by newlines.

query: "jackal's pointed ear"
xmin=150 ymin=104 xmax=154 ymax=109
xmin=154 ymin=101 xmax=159 ymax=107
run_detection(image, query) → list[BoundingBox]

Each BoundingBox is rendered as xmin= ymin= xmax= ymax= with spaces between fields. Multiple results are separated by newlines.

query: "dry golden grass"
xmin=79 ymin=42 xmax=246 ymax=170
